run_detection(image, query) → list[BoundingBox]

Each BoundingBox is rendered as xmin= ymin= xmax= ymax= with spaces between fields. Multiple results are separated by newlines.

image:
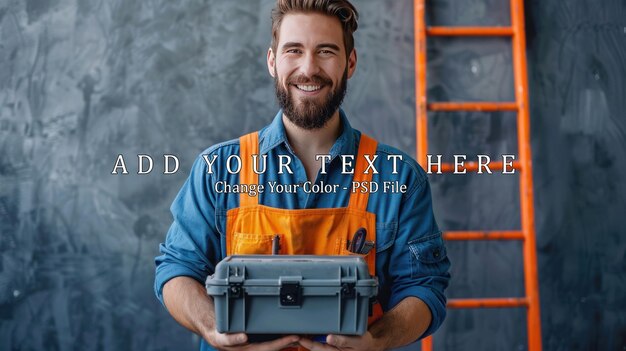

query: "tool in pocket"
xmin=347 ymin=228 xmax=374 ymax=254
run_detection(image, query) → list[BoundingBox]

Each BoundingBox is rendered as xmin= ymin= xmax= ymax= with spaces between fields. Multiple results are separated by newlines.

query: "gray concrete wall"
xmin=0 ymin=0 xmax=624 ymax=350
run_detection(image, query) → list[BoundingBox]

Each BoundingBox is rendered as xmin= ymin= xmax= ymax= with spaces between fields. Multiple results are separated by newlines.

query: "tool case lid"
xmin=206 ymin=255 xmax=377 ymax=297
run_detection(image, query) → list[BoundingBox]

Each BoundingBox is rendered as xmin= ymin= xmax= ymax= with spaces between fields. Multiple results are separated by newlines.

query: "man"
xmin=154 ymin=1 xmax=450 ymax=350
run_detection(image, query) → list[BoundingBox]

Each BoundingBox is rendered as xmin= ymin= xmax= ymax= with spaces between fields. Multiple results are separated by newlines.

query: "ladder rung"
xmin=448 ymin=297 xmax=529 ymax=309
xmin=428 ymin=102 xmax=518 ymax=112
xmin=444 ymin=231 xmax=524 ymax=241
xmin=427 ymin=26 xmax=514 ymax=36
xmin=430 ymin=161 xmax=521 ymax=173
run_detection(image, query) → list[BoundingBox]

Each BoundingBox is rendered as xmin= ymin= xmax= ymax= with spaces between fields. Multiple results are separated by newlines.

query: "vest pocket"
xmin=232 ymin=232 xmax=283 ymax=255
xmin=335 ymin=237 xmax=374 ymax=258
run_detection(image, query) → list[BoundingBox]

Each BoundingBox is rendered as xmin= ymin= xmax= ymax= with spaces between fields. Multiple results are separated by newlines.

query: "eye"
xmin=286 ymin=49 xmax=302 ymax=54
xmin=319 ymin=50 xmax=335 ymax=55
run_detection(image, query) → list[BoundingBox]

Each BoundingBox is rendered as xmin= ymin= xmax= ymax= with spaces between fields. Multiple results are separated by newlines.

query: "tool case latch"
xmin=228 ymin=282 xmax=244 ymax=299
xmin=279 ymin=277 xmax=302 ymax=307
xmin=227 ymin=270 xmax=245 ymax=299
xmin=341 ymin=282 xmax=356 ymax=299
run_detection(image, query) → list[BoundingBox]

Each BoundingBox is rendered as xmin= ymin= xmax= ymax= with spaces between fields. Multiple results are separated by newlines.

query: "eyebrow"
xmin=281 ymin=42 xmax=341 ymax=51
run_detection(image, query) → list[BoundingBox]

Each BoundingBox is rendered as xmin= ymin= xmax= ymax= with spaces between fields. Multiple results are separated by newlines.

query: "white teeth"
xmin=296 ymin=85 xmax=321 ymax=92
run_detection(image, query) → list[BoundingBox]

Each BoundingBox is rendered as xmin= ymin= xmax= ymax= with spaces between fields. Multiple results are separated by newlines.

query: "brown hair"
xmin=271 ymin=0 xmax=359 ymax=56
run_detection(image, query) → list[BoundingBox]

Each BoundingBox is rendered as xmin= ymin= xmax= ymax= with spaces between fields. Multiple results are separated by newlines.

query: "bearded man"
xmin=155 ymin=1 xmax=450 ymax=350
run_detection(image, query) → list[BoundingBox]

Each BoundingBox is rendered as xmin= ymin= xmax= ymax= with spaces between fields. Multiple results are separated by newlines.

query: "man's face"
xmin=268 ymin=13 xmax=357 ymax=130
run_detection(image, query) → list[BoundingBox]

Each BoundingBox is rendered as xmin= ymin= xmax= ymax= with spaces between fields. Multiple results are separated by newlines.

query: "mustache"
xmin=288 ymin=74 xmax=332 ymax=86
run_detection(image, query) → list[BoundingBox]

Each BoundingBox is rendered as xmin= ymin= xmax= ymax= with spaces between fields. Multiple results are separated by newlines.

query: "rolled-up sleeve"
xmin=387 ymin=176 xmax=451 ymax=339
xmin=154 ymin=154 xmax=222 ymax=306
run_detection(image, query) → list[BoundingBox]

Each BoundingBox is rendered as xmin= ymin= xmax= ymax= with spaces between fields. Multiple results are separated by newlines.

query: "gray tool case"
xmin=205 ymin=255 xmax=378 ymax=335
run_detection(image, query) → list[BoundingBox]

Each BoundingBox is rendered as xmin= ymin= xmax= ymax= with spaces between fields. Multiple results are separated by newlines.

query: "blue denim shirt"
xmin=154 ymin=110 xmax=450 ymax=349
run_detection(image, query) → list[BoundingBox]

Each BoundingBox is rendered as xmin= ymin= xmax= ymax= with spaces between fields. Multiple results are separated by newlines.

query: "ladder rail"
xmin=510 ymin=0 xmax=543 ymax=349
xmin=415 ymin=0 xmax=428 ymax=169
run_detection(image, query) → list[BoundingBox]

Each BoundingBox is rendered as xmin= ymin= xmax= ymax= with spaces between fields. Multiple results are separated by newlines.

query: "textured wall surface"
xmin=0 ymin=0 xmax=624 ymax=350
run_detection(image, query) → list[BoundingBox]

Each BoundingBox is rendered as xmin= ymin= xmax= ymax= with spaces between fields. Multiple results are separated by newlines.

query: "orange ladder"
xmin=413 ymin=0 xmax=542 ymax=350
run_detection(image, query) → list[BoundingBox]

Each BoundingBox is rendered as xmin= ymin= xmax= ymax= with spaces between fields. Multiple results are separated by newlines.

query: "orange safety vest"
xmin=226 ymin=131 xmax=384 ymax=350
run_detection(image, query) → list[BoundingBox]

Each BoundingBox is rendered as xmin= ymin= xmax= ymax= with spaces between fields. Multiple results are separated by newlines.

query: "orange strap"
xmin=238 ymin=132 xmax=378 ymax=210
xmin=239 ymin=132 xmax=260 ymax=207
xmin=348 ymin=133 xmax=378 ymax=211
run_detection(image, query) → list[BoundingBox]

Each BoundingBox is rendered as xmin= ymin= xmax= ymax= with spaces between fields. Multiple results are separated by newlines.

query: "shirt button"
xmin=433 ymin=249 xmax=441 ymax=259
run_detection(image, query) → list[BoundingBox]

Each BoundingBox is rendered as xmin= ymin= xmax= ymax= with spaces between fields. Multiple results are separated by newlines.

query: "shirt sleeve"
xmin=386 ymin=175 xmax=451 ymax=339
xmin=154 ymin=154 xmax=222 ymax=306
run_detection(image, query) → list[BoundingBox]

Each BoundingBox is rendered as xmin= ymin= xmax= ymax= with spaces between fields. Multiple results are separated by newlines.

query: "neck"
xmin=282 ymin=110 xmax=342 ymax=156
xmin=282 ymin=110 xmax=342 ymax=181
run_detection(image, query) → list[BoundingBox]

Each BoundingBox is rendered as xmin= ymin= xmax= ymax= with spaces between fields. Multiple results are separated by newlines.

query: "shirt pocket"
xmin=408 ymin=232 xmax=448 ymax=279
xmin=232 ymin=232 xmax=284 ymax=255
xmin=375 ymin=222 xmax=397 ymax=253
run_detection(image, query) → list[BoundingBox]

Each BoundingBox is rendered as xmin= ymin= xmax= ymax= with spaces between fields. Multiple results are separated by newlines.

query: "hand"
xmin=205 ymin=329 xmax=300 ymax=351
xmin=298 ymin=332 xmax=383 ymax=351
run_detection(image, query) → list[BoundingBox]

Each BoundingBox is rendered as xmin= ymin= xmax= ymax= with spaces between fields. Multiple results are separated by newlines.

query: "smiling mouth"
xmin=293 ymin=84 xmax=323 ymax=92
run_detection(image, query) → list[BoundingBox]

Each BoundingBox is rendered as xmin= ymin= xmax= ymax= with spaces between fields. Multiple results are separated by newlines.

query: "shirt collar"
xmin=259 ymin=109 xmax=357 ymax=160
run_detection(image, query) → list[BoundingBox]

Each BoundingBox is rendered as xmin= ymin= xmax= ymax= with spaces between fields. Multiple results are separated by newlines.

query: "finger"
xmin=253 ymin=335 xmax=301 ymax=351
xmin=326 ymin=334 xmax=358 ymax=349
xmin=298 ymin=338 xmax=337 ymax=351
xmin=213 ymin=332 xmax=248 ymax=347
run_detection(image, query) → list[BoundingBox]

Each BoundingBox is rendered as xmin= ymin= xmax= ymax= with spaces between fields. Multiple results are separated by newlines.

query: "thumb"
xmin=327 ymin=334 xmax=351 ymax=348
xmin=214 ymin=332 xmax=248 ymax=346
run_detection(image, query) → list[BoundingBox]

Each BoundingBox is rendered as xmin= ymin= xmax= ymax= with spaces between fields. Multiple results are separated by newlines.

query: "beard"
xmin=275 ymin=68 xmax=348 ymax=130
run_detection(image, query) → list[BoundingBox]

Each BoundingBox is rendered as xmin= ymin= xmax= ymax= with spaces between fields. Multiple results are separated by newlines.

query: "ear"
xmin=267 ymin=47 xmax=276 ymax=78
xmin=346 ymin=48 xmax=357 ymax=79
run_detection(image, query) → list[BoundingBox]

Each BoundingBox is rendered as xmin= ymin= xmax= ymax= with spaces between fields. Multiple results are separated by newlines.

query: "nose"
xmin=299 ymin=53 xmax=321 ymax=78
